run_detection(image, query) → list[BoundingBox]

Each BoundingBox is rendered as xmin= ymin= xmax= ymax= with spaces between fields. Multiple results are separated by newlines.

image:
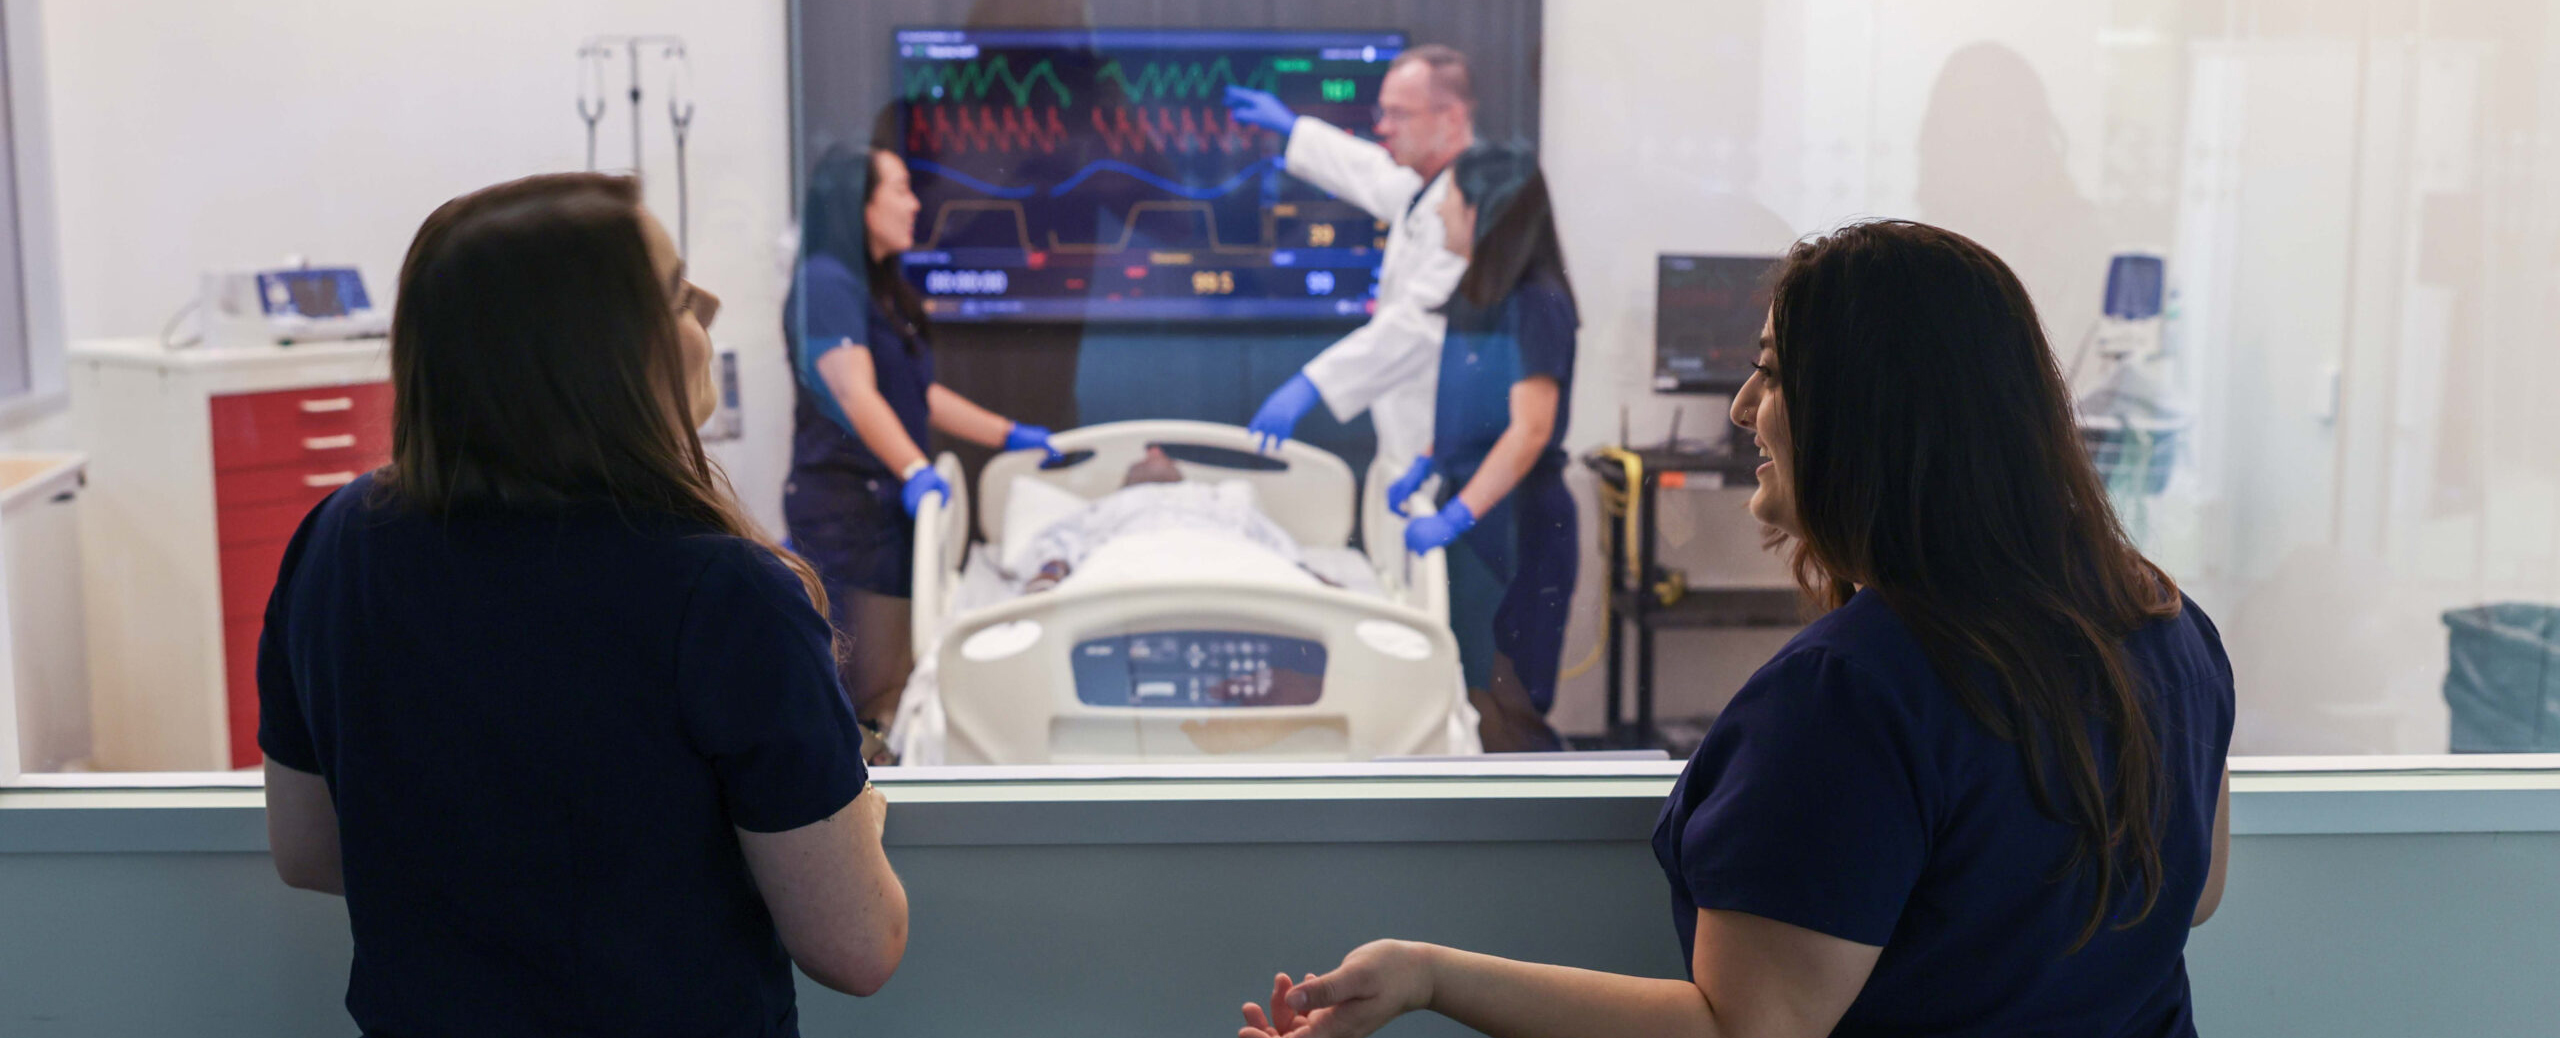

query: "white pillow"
xmin=1000 ymin=476 xmax=1089 ymax=573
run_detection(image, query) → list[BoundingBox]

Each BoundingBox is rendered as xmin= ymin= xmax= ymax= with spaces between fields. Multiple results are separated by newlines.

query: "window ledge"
xmin=5 ymin=758 xmax=2557 ymax=854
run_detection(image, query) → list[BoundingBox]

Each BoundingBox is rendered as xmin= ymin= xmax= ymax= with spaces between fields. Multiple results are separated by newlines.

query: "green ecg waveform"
xmin=901 ymin=56 xmax=1072 ymax=107
xmin=901 ymin=55 xmax=1287 ymax=108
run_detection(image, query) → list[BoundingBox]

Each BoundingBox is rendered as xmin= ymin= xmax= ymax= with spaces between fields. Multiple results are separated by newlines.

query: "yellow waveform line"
xmin=915 ymin=200 xmax=1035 ymax=252
xmin=1047 ymin=201 xmax=1272 ymax=256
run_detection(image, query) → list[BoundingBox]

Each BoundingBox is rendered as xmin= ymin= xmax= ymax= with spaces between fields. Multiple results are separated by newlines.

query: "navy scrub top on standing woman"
xmin=1430 ymin=271 xmax=1580 ymax=716
xmin=783 ymin=251 xmax=934 ymax=598
xmin=258 ymin=476 xmax=869 ymax=1036
xmin=1652 ymin=589 xmax=2235 ymax=1036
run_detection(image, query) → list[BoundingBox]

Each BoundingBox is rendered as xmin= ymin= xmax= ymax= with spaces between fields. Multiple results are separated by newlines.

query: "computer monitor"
xmin=1654 ymin=254 xmax=1780 ymax=394
xmin=892 ymin=27 xmax=1408 ymax=323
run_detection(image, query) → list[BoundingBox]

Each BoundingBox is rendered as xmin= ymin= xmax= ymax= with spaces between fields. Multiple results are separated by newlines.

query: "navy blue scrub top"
xmin=1653 ymin=589 xmax=2234 ymax=1037
xmin=258 ymin=475 xmax=869 ymax=1038
xmin=786 ymin=252 xmax=933 ymax=481
xmin=1431 ymin=272 xmax=1577 ymax=488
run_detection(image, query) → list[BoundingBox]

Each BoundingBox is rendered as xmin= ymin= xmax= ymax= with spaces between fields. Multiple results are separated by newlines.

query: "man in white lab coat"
xmin=1225 ymin=45 xmax=1477 ymax=488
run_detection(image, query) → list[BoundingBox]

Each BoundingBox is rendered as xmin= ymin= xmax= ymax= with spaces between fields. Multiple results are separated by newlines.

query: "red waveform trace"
xmin=905 ymin=104 xmax=1266 ymax=158
xmin=907 ymin=105 xmax=1071 ymax=155
xmin=1089 ymin=106 xmax=1256 ymax=156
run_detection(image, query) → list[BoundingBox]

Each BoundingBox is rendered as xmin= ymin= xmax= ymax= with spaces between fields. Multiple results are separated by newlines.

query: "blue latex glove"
xmin=1386 ymin=454 xmax=1434 ymax=517
xmin=1003 ymin=422 xmax=1058 ymax=459
xmin=901 ymin=466 xmax=952 ymax=518
xmin=1224 ymin=86 xmax=1298 ymax=137
xmin=1250 ymin=372 xmax=1321 ymax=453
xmin=1404 ymin=498 xmax=1477 ymax=555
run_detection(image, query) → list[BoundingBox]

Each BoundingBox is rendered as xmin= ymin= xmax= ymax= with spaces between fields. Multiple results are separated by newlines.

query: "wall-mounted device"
xmin=700 ymin=343 xmax=743 ymax=442
xmin=197 ymin=266 xmax=389 ymax=349
xmin=1654 ymin=254 xmax=1780 ymax=394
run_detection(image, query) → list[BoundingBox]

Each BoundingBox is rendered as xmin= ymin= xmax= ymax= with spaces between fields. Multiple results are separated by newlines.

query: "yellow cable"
xmin=1559 ymin=447 xmax=1646 ymax=682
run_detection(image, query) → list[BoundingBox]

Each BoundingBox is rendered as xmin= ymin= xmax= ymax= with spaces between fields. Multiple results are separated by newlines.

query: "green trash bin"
xmin=2442 ymin=603 xmax=2560 ymax=752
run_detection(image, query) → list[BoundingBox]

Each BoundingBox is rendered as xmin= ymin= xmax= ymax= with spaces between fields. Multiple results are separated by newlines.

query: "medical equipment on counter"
xmin=894 ymin=421 xmax=1476 ymax=765
xmin=182 ymin=265 xmax=389 ymax=349
xmin=699 ymin=343 xmax=742 ymax=442
xmin=576 ymin=35 xmax=693 ymax=258
xmin=2073 ymin=251 xmax=2187 ymax=500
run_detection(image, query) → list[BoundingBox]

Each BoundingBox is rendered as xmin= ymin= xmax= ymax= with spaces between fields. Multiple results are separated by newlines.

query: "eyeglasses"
xmin=1373 ymin=102 xmax=1452 ymax=128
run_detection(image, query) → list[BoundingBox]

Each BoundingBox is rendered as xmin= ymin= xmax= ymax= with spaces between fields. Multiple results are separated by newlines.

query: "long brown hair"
xmin=1768 ymin=220 xmax=2182 ymax=951
xmin=380 ymin=172 xmax=828 ymax=613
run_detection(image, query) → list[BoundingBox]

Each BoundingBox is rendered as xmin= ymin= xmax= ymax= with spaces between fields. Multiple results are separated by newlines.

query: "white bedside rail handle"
xmin=302 ymin=434 xmax=357 ymax=451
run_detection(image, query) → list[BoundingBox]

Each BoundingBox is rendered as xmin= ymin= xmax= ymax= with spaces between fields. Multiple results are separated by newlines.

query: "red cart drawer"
xmin=215 ymin=462 xmax=368 ymax=511
xmin=217 ymin=497 xmax=323 ymax=549
xmin=220 ymin=540 xmax=293 ymax=620
xmin=224 ymin=617 xmax=264 ymax=769
xmin=209 ymin=382 xmax=392 ymax=473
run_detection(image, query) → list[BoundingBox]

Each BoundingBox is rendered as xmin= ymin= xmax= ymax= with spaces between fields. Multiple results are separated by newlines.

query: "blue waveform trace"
xmin=905 ymin=159 xmax=1038 ymax=200
xmin=1045 ymin=155 xmax=1283 ymax=199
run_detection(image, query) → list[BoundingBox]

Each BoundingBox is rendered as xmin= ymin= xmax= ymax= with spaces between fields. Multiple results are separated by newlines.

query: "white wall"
xmin=38 ymin=0 xmax=801 ymax=532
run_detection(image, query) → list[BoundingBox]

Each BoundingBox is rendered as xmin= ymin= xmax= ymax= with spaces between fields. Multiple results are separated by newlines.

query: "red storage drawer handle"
xmin=302 ymin=471 xmax=359 ymax=488
xmin=298 ymin=396 xmax=356 ymax=413
xmin=302 ymin=434 xmax=357 ymax=452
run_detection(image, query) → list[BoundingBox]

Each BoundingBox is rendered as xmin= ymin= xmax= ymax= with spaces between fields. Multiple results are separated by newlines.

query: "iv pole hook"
xmin=575 ymin=44 xmax=610 ymax=171
xmin=664 ymin=42 xmax=696 ymax=259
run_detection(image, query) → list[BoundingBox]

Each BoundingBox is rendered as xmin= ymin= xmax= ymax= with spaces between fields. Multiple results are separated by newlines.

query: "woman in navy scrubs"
xmin=259 ymin=174 xmax=907 ymax=1035
xmin=786 ymin=137 xmax=1056 ymax=731
xmin=1242 ymin=220 xmax=2235 ymax=1038
xmin=1389 ymin=146 xmax=1579 ymax=752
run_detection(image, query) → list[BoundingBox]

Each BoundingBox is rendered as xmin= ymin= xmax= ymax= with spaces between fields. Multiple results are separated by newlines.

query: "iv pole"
xmin=576 ymin=35 xmax=692 ymax=256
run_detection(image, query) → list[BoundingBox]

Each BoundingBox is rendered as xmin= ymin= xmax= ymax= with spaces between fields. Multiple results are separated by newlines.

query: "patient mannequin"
xmin=1018 ymin=446 xmax=1328 ymax=593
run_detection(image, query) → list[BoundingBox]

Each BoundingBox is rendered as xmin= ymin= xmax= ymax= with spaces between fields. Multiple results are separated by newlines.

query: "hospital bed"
xmin=890 ymin=420 xmax=1479 ymax=765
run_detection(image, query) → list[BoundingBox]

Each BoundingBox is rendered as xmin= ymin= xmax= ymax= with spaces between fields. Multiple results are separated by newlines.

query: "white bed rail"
xmin=1360 ymin=458 xmax=1451 ymax=625
xmin=908 ymin=453 xmax=970 ymax=661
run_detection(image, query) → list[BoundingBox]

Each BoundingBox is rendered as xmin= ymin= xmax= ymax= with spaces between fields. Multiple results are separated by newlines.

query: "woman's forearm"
xmin=1456 ymin=423 xmax=1545 ymax=518
xmin=1455 ymin=377 xmax=1560 ymax=518
xmin=816 ymin=346 xmax=927 ymax=474
xmin=926 ymin=384 xmax=1014 ymax=449
xmin=1422 ymin=943 xmax=1723 ymax=1038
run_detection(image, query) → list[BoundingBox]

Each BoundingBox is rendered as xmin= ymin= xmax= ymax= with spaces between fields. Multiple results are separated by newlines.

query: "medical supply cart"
xmin=70 ymin=337 xmax=390 ymax=770
xmin=1585 ymin=447 xmax=1802 ymax=750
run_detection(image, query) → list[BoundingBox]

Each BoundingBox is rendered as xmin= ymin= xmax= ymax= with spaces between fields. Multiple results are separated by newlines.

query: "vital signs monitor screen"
xmin=892 ymin=27 xmax=1407 ymax=323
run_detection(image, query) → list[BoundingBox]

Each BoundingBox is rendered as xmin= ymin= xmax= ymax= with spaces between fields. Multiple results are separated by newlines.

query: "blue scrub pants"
xmin=1445 ymin=466 xmax=1578 ymax=751
xmin=783 ymin=467 xmax=916 ymax=724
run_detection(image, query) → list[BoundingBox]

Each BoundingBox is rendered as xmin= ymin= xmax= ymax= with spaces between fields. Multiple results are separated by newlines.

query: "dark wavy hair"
xmin=799 ymin=108 xmax=932 ymax=351
xmin=1769 ymin=219 xmax=2183 ymax=952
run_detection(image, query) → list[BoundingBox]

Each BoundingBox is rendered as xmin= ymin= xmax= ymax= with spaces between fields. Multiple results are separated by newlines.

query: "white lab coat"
xmin=1283 ymin=117 xmax=1469 ymax=468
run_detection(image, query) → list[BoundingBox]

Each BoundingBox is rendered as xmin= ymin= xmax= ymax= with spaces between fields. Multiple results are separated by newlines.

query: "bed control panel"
xmin=1071 ymin=631 xmax=1326 ymax=708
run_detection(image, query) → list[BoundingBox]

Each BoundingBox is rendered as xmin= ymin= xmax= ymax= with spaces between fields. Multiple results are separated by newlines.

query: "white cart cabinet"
xmin=71 ymin=337 xmax=390 ymax=771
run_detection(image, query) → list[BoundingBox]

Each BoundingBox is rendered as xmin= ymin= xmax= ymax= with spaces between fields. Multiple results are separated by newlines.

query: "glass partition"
xmin=7 ymin=0 xmax=2558 ymax=787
